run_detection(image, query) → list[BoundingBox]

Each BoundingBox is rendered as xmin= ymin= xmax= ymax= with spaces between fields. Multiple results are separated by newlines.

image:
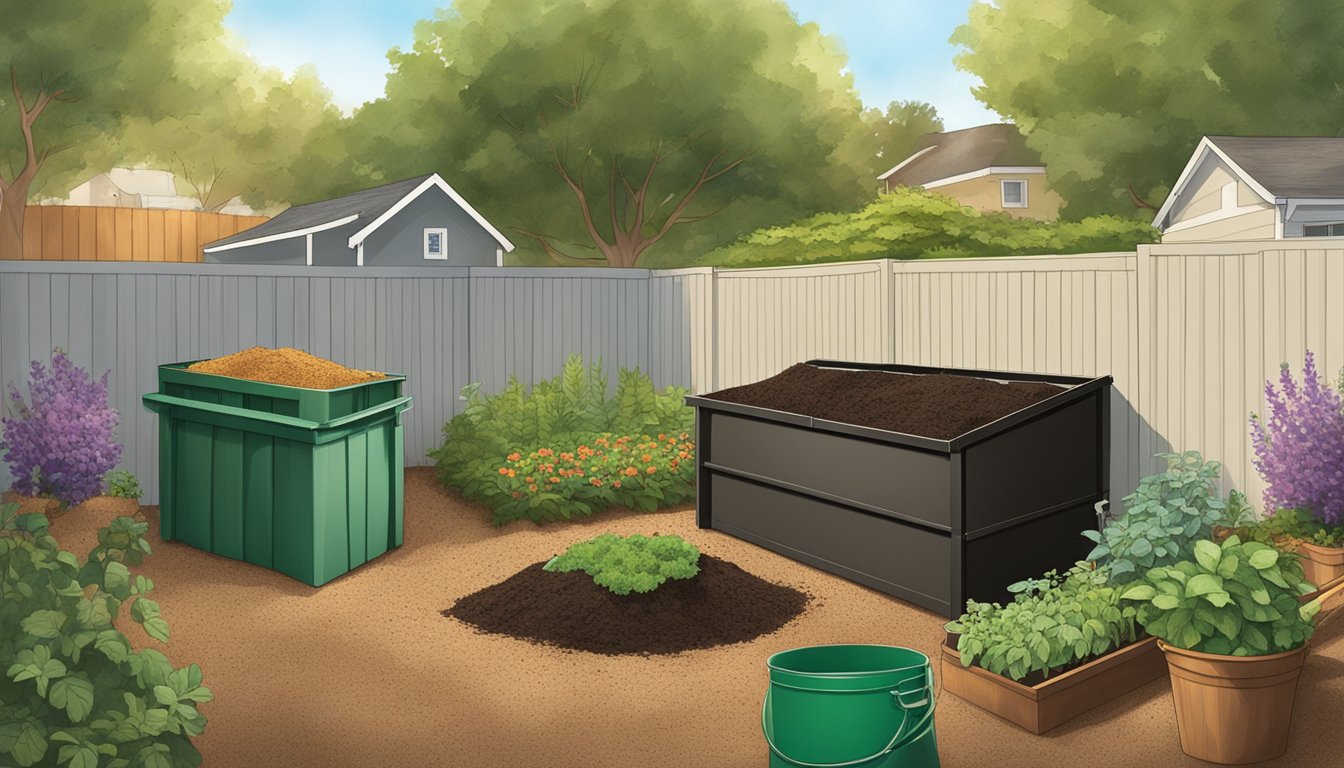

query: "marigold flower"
xmin=538 ymin=448 xmax=554 ymax=457
xmin=511 ymin=492 xmax=521 ymax=499
xmin=507 ymin=452 xmax=521 ymax=462
xmin=528 ymin=484 xmax=539 ymax=492
xmin=641 ymin=454 xmax=652 ymax=463
xmin=678 ymin=451 xmax=689 ymax=459
xmin=590 ymin=478 xmax=603 ymax=487
xmin=658 ymin=433 xmax=666 ymax=440
xmin=506 ymin=469 xmax=516 ymax=478
xmin=498 ymin=467 xmax=509 ymax=476
xmin=549 ymin=476 xmax=560 ymax=483
xmin=624 ymin=466 xmax=638 ymax=477
xmin=613 ymin=480 xmax=622 ymax=488
xmin=669 ymin=461 xmax=679 ymax=470
xmin=646 ymin=466 xmax=657 ymax=475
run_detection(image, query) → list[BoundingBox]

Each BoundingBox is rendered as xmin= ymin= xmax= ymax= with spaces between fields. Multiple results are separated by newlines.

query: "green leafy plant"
xmin=0 ymin=502 xmax=211 ymax=767
xmin=1120 ymin=535 xmax=1319 ymax=656
xmin=1084 ymin=452 xmax=1237 ymax=584
xmin=104 ymin=471 xmax=142 ymax=502
xmin=1222 ymin=506 xmax=1344 ymax=550
xmin=430 ymin=355 xmax=696 ymax=524
xmin=542 ymin=533 xmax=700 ymax=595
xmin=945 ymin=562 xmax=1140 ymax=683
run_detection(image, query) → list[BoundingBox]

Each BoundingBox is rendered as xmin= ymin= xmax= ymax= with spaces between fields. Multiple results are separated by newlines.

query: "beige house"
xmin=1154 ymin=136 xmax=1344 ymax=242
xmin=877 ymin=123 xmax=1063 ymax=220
xmin=55 ymin=168 xmax=258 ymax=215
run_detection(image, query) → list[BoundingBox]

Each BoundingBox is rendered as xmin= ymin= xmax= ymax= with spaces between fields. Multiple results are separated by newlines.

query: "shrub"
xmin=2 ymin=351 xmax=122 ymax=508
xmin=1084 ymin=452 xmax=1237 ymax=584
xmin=0 ymin=502 xmax=211 ymax=767
xmin=1120 ymin=536 xmax=1319 ymax=656
xmin=674 ymin=187 xmax=1158 ymax=268
xmin=430 ymin=354 xmax=696 ymax=523
xmin=1249 ymin=351 xmax=1344 ymax=525
xmin=945 ymin=562 xmax=1140 ymax=682
xmin=461 ymin=432 xmax=695 ymax=525
xmin=543 ymin=533 xmax=700 ymax=595
xmin=105 ymin=471 xmax=142 ymax=501
xmin=1221 ymin=506 xmax=1344 ymax=551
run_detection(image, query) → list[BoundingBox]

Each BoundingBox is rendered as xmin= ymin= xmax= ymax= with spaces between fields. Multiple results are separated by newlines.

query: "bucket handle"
xmin=761 ymin=667 xmax=936 ymax=768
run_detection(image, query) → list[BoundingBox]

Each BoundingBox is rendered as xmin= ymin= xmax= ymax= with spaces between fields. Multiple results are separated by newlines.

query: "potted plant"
xmin=1120 ymin=535 xmax=1320 ymax=764
xmin=942 ymin=561 xmax=1165 ymax=733
xmin=1249 ymin=351 xmax=1344 ymax=593
xmin=1217 ymin=505 xmax=1344 ymax=598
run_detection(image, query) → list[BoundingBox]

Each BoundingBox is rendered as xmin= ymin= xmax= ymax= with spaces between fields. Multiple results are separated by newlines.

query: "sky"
xmin=224 ymin=0 xmax=1001 ymax=129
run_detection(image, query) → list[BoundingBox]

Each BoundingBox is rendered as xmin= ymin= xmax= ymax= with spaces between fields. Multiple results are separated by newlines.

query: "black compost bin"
xmin=686 ymin=360 xmax=1112 ymax=618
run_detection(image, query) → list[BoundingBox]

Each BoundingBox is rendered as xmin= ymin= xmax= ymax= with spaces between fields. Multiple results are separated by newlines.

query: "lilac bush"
xmin=1 ymin=350 xmax=121 ymax=506
xmin=1249 ymin=351 xmax=1344 ymax=525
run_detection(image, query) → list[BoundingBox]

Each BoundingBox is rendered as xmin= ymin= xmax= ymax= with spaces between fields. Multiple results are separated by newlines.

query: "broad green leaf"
xmin=1193 ymin=540 xmax=1221 ymax=572
xmin=12 ymin=721 xmax=47 ymax=767
xmin=1120 ymin=585 xmax=1156 ymax=601
xmin=1152 ymin=594 xmax=1181 ymax=610
xmin=1203 ymin=591 xmax=1232 ymax=608
xmin=1250 ymin=588 xmax=1271 ymax=606
xmin=48 ymin=675 xmax=95 ymax=722
xmin=141 ymin=617 xmax=170 ymax=644
xmin=104 ymin=561 xmax=131 ymax=593
xmin=1185 ymin=574 xmax=1223 ymax=597
xmin=21 ymin=610 xmax=67 ymax=639
xmin=1247 ymin=547 xmax=1279 ymax=570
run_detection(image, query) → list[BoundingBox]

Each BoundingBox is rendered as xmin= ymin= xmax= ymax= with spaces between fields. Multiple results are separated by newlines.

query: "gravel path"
xmin=49 ymin=469 xmax=1344 ymax=767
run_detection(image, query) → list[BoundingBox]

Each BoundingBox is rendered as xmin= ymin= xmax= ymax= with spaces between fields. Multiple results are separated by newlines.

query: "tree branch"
xmin=513 ymin=227 xmax=609 ymax=266
xmin=1127 ymin=181 xmax=1159 ymax=212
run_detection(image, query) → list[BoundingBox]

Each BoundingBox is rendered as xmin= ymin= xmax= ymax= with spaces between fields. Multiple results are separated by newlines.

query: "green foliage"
xmin=862 ymin=101 xmax=944 ymax=178
xmin=104 ymin=472 xmax=142 ymax=502
xmin=945 ymin=562 xmax=1140 ymax=682
xmin=430 ymin=355 xmax=691 ymax=484
xmin=1226 ymin=507 xmax=1344 ymax=550
xmin=543 ymin=533 xmax=700 ymax=595
xmin=0 ymin=502 xmax=210 ymax=767
xmin=953 ymin=1 xmax=1344 ymax=217
xmin=1084 ymin=452 xmax=1238 ymax=584
xmin=680 ymin=188 xmax=1157 ymax=268
xmin=294 ymin=0 xmax=876 ymax=267
xmin=1120 ymin=535 xmax=1319 ymax=656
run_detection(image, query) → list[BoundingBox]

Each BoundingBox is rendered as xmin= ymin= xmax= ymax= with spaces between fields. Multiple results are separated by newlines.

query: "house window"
xmin=1001 ymin=179 xmax=1028 ymax=208
xmin=424 ymin=228 xmax=448 ymax=260
xmin=1303 ymin=223 xmax=1344 ymax=237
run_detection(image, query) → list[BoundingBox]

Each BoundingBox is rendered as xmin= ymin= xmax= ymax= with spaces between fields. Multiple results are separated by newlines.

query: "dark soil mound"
xmin=446 ymin=555 xmax=809 ymax=655
xmin=705 ymin=363 xmax=1064 ymax=439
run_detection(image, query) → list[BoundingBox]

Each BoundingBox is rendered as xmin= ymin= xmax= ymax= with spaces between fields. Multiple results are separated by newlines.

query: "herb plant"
xmin=945 ymin=562 xmax=1140 ymax=682
xmin=0 ymin=502 xmax=211 ymax=767
xmin=1224 ymin=506 xmax=1344 ymax=551
xmin=543 ymin=533 xmax=700 ymax=595
xmin=2 ymin=351 xmax=122 ymax=508
xmin=1083 ymin=452 xmax=1235 ymax=584
xmin=105 ymin=471 xmax=143 ymax=502
xmin=1249 ymin=351 xmax=1344 ymax=525
xmin=1120 ymin=535 xmax=1319 ymax=656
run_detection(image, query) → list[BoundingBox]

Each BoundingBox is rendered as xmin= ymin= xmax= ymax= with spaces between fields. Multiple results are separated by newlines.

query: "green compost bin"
xmin=142 ymin=361 xmax=413 ymax=587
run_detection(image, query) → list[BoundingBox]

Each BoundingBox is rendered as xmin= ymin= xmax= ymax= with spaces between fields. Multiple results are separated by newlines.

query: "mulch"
xmin=703 ymin=363 xmax=1065 ymax=439
xmin=445 ymin=555 xmax=809 ymax=655
xmin=186 ymin=346 xmax=385 ymax=389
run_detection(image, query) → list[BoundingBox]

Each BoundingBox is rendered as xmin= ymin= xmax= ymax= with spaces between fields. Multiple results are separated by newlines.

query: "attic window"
xmin=424 ymin=228 xmax=448 ymax=260
xmin=1001 ymin=179 xmax=1028 ymax=208
xmin=1303 ymin=223 xmax=1344 ymax=237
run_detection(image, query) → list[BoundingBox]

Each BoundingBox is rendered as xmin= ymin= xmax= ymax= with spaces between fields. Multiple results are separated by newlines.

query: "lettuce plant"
xmin=945 ymin=562 xmax=1140 ymax=682
xmin=543 ymin=533 xmax=700 ymax=595
xmin=1249 ymin=351 xmax=1344 ymax=525
xmin=2 ymin=351 xmax=122 ymax=508
xmin=105 ymin=471 xmax=143 ymax=502
xmin=1084 ymin=452 xmax=1234 ymax=584
xmin=1120 ymin=536 xmax=1318 ymax=656
xmin=0 ymin=502 xmax=211 ymax=767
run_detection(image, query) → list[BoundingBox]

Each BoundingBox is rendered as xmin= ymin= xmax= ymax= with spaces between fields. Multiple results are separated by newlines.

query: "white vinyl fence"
xmin=2 ymin=239 xmax=1341 ymax=508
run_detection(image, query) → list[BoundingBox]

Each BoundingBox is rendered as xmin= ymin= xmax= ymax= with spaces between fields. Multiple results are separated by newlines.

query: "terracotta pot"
xmin=1 ymin=490 xmax=61 ymax=517
xmin=1159 ymin=641 xmax=1308 ymax=765
xmin=940 ymin=633 xmax=1167 ymax=734
xmin=1297 ymin=542 xmax=1344 ymax=594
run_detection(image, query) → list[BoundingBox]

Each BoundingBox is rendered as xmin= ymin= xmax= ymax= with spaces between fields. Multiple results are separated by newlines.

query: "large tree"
xmin=298 ymin=0 xmax=875 ymax=267
xmin=864 ymin=101 xmax=944 ymax=175
xmin=1 ymin=1 xmax=337 ymax=258
xmin=953 ymin=1 xmax=1344 ymax=218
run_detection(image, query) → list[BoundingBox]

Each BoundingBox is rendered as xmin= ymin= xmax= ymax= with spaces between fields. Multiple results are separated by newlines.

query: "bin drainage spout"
xmin=1094 ymin=499 xmax=1110 ymax=529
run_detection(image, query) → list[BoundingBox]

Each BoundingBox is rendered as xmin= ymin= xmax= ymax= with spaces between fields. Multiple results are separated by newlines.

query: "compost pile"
xmin=705 ymin=363 xmax=1065 ymax=439
xmin=446 ymin=556 xmax=808 ymax=655
xmin=187 ymin=347 xmax=384 ymax=389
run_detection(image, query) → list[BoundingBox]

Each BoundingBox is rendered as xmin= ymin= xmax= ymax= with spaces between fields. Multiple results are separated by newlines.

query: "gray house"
xmin=203 ymin=173 xmax=514 ymax=266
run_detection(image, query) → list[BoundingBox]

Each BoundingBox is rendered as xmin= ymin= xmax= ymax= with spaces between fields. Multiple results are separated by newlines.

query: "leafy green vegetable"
xmin=104 ymin=471 xmax=142 ymax=501
xmin=945 ymin=562 xmax=1140 ymax=682
xmin=543 ymin=533 xmax=700 ymax=595
xmin=1120 ymin=535 xmax=1319 ymax=656
xmin=1224 ymin=506 xmax=1344 ymax=550
xmin=0 ymin=502 xmax=210 ymax=767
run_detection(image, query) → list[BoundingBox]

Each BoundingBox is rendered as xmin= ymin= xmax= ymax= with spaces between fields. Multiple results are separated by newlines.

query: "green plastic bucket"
xmin=763 ymin=645 xmax=940 ymax=768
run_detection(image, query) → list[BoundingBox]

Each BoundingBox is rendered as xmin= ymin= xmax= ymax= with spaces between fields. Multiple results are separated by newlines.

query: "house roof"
xmin=204 ymin=173 xmax=514 ymax=253
xmin=877 ymin=124 xmax=1044 ymax=186
xmin=1204 ymin=136 xmax=1344 ymax=198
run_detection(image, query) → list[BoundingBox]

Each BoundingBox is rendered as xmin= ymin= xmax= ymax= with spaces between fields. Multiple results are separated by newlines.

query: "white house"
xmin=1154 ymin=136 xmax=1344 ymax=242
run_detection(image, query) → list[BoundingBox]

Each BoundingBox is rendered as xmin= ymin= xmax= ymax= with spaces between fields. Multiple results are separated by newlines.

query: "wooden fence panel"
xmin=2 ymin=206 xmax=269 ymax=262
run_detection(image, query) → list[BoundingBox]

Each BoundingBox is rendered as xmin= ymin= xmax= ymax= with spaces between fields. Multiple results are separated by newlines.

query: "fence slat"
xmin=6 ymin=206 xmax=266 ymax=262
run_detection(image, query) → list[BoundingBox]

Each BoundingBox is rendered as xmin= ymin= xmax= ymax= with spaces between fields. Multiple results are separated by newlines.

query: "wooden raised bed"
xmin=940 ymin=634 xmax=1167 ymax=734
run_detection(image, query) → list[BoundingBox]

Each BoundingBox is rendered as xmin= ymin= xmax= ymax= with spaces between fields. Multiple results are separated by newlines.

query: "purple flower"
xmin=1 ymin=350 xmax=122 ymax=507
xmin=1250 ymin=351 xmax=1344 ymax=525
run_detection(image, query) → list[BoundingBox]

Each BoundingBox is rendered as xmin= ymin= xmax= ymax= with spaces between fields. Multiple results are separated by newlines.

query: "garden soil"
xmin=705 ymin=362 xmax=1065 ymax=439
xmin=49 ymin=468 xmax=1344 ymax=768
xmin=186 ymin=346 xmax=384 ymax=389
xmin=448 ymin=555 xmax=809 ymax=654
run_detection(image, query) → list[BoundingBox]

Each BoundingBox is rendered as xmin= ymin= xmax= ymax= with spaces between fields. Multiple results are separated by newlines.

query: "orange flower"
xmin=624 ymin=466 xmax=639 ymax=477
xmin=560 ymin=452 xmax=574 ymax=461
xmin=646 ymin=466 xmax=657 ymax=475
xmin=658 ymin=433 xmax=666 ymax=440
xmin=590 ymin=478 xmax=603 ymax=487
xmin=549 ymin=476 xmax=560 ymax=484
xmin=678 ymin=451 xmax=689 ymax=459
xmin=528 ymin=483 xmax=539 ymax=492
xmin=511 ymin=491 xmax=521 ymax=499
xmin=498 ymin=467 xmax=509 ymax=475
xmin=506 ymin=468 xmax=516 ymax=478
xmin=538 ymin=448 xmax=554 ymax=457
xmin=641 ymin=454 xmax=652 ymax=463
xmin=507 ymin=452 xmax=521 ymax=462
xmin=613 ymin=479 xmax=622 ymax=488
xmin=669 ymin=461 xmax=679 ymax=470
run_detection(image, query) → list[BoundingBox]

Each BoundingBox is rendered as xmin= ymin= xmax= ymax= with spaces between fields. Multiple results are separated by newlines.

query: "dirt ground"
xmin=47 ymin=469 xmax=1344 ymax=768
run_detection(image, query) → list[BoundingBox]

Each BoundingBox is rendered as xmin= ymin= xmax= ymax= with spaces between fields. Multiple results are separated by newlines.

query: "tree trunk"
xmin=0 ymin=181 xmax=28 ymax=260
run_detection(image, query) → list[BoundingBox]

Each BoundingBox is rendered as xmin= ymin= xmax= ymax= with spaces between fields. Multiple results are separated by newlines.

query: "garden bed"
xmin=689 ymin=360 xmax=1113 ymax=616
